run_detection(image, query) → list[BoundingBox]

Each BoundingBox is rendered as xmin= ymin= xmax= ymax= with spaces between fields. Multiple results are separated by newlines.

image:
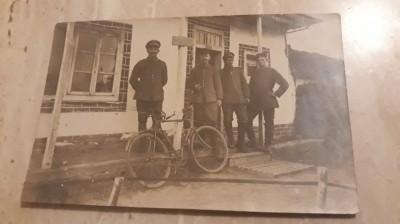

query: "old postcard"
xmin=21 ymin=14 xmax=358 ymax=214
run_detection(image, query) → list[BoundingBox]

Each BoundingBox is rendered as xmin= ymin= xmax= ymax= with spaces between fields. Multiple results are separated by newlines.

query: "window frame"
xmin=244 ymin=51 xmax=258 ymax=79
xmin=192 ymin=25 xmax=225 ymax=68
xmin=64 ymin=24 xmax=124 ymax=102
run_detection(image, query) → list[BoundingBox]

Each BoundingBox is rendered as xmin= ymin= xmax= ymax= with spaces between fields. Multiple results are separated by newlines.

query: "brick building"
xmin=35 ymin=15 xmax=320 ymax=144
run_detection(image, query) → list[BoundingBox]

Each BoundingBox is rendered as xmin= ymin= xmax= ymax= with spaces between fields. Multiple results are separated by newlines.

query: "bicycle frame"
xmin=126 ymin=105 xmax=229 ymax=188
xmin=143 ymin=105 xmax=197 ymax=162
xmin=129 ymin=104 xmax=214 ymax=166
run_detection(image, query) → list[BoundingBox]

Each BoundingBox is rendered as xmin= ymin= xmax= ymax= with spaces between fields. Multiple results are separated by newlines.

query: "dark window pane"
xmin=77 ymin=32 xmax=98 ymax=52
xmin=74 ymin=52 xmax=95 ymax=72
xmin=247 ymin=66 xmax=257 ymax=77
xmin=98 ymin=54 xmax=116 ymax=73
xmin=71 ymin=72 xmax=91 ymax=92
xmin=96 ymin=74 xmax=114 ymax=93
xmin=100 ymin=35 xmax=118 ymax=54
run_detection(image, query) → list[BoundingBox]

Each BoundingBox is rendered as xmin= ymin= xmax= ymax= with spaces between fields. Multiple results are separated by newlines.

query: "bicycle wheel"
xmin=127 ymin=132 xmax=172 ymax=188
xmin=190 ymin=125 xmax=228 ymax=172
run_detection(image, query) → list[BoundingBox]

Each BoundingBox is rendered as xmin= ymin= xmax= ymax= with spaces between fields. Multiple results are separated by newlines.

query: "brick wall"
xmin=238 ymin=43 xmax=271 ymax=68
xmin=40 ymin=21 xmax=132 ymax=113
xmin=232 ymin=123 xmax=295 ymax=142
xmin=273 ymin=123 xmax=295 ymax=139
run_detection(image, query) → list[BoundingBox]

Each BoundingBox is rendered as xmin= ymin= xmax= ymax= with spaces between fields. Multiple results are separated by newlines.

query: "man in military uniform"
xmin=220 ymin=52 xmax=250 ymax=152
xmin=188 ymin=49 xmax=223 ymax=127
xmin=246 ymin=52 xmax=289 ymax=151
xmin=129 ymin=40 xmax=168 ymax=131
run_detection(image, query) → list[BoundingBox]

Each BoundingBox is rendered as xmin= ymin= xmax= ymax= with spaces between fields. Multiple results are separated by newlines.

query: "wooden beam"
xmin=27 ymin=157 xmax=139 ymax=184
xmin=108 ymin=176 xmax=124 ymax=206
xmin=172 ymin=18 xmax=189 ymax=150
xmin=257 ymin=16 xmax=264 ymax=147
xmin=257 ymin=16 xmax=263 ymax=52
xmin=41 ymin=23 xmax=75 ymax=169
xmin=172 ymin=36 xmax=194 ymax=47
xmin=317 ymin=166 xmax=328 ymax=208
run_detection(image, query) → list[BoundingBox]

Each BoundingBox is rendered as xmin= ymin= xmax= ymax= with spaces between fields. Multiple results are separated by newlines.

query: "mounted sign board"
xmin=172 ymin=36 xmax=194 ymax=47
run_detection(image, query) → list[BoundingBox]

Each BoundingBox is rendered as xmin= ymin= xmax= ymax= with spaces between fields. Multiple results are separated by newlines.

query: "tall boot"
xmin=237 ymin=122 xmax=251 ymax=153
xmin=138 ymin=122 xmax=147 ymax=132
xmin=245 ymin=122 xmax=257 ymax=148
xmin=224 ymin=122 xmax=235 ymax=148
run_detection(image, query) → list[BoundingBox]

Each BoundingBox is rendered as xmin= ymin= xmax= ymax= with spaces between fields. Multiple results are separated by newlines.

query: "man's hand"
xmin=194 ymin=84 xmax=202 ymax=91
xmin=268 ymin=91 xmax=276 ymax=97
xmin=245 ymin=98 xmax=250 ymax=104
xmin=217 ymin=99 xmax=222 ymax=107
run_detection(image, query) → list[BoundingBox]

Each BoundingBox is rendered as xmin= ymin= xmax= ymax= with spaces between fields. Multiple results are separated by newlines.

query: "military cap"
xmin=223 ymin=51 xmax=235 ymax=60
xmin=199 ymin=48 xmax=211 ymax=56
xmin=145 ymin=40 xmax=161 ymax=49
xmin=256 ymin=52 xmax=268 ymax=59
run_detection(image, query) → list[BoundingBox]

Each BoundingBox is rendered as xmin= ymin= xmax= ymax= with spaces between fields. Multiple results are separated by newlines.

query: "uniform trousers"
xmin=193 ymin=102 xmax=218 ymax=127
xmin=136 ymin=100 xmax=162 ymax=131
xmin=246 ymin=106 xmax=275 ymax=147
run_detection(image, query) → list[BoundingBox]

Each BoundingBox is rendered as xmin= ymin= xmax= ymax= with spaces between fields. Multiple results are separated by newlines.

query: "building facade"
xmin=35 ymin=15 xmax=320 ymax=143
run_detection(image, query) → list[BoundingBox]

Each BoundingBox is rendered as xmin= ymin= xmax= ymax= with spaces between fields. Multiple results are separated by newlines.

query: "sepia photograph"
xmin=21 ymin=13 xmax=358 ymax=214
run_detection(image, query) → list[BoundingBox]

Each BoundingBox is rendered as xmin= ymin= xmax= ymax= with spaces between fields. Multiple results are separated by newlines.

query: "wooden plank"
xmin=273 ymin=166 xmax=314 ymax=177
xmin=232 ymin=156 xmax=271 ymax=167
xmin=228 ymin=155 xmax=271 ymax=167
xmin=265 ymin=164 xmax=312 ymax=174
xmin=41 ymin=23 xmax=75 ymax=169
xmin=27 ymin=157 xmax=141 ymax=184
xmin=239 ymin=159 xmax=279 ymax=169
xmin=172 ymin=36 xmax=194 ymax=47
xmin=257 ymin=16 xmax=263 ymax=52
xmin=108 ymin=176 xmax=124 ymax=206
xmin=257 ymin=162 xmax=309 ymax=172
xmin=317 ymin=166 xmax=328 ymax=208
xmin=228 ymin=151 xmax=265 ymax=158
xmin=256 ymin=16 xmax=264 ymax=147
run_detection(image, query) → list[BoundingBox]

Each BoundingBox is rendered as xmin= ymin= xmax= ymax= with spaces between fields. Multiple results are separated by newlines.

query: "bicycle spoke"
xmin=153 ymin=163 xmax=163 ymax=177
xmin=190 ymin=126 xmax=228 ymax=173
xmin=127 ymin=132 xmax=172 ymax=188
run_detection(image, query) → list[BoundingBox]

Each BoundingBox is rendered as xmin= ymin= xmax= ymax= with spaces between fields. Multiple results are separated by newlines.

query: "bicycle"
xmin=126 ymin=104 xmax=229 ymax=188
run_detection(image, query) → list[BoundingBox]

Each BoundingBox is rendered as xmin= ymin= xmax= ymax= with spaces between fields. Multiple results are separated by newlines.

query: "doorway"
xmin=194 ymin=47 xmax=223 ymax=130
xmin=194 ymin=48 xmax=222 ymax=70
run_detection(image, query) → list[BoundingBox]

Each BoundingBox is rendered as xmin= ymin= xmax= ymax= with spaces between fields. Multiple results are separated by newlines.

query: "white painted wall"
xmin=36 ymin=18 xmax=182 ymax=137
xmin=36 ymin=17 xmax=297 ymax=138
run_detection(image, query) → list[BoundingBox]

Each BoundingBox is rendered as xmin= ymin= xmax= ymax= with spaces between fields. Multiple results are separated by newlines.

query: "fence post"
xmin=317 ymin=166 xmax=328 ymax=209
xmin=108 ymin=176 xmax=124 ymax=206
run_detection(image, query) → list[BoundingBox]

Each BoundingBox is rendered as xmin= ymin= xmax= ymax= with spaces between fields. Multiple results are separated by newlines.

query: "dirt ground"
xmin=21 ymin=137 xmax=358 ymax=214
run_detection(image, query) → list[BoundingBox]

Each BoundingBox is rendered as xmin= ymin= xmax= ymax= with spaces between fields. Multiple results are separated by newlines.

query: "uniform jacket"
xmin=249 ymin=67 xmax=289 ymax=109
xmin=219 ymin=67 xmax=250 ymax=104
xmin=129 ymin=57 xmax=168 ymax=101
xmin=189 ymin=64 xmax=223 ymax=103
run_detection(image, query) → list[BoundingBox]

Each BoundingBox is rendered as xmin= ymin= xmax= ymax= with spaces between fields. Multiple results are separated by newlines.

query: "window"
xmin=66 ymin=25 xmax=124 ymax=101
xmin=244 ymin=53 xmax=257 ymax=79
xmin=193 ymin=25 xmax=224 ymax=51
xmin=196 ymin=29 xmax=223 ymax=48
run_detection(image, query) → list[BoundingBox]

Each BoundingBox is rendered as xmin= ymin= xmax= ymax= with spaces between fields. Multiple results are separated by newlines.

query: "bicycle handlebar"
xmin=138 ymin=104 xmax=193 ymax=122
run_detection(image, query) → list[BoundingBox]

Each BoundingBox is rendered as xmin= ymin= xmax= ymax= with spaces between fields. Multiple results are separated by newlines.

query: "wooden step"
xmin=228 ymin=151 xmax=313 ymax=177
xmin=228 ymin=152 xmax=271 ymax=167
xmin=235 ymin=159 xmax=314 ymax=177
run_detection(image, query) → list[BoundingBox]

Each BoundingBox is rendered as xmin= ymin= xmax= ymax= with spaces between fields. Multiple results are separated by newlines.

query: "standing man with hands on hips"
xmin=246 ymin=52 xmax=289 ymax=152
